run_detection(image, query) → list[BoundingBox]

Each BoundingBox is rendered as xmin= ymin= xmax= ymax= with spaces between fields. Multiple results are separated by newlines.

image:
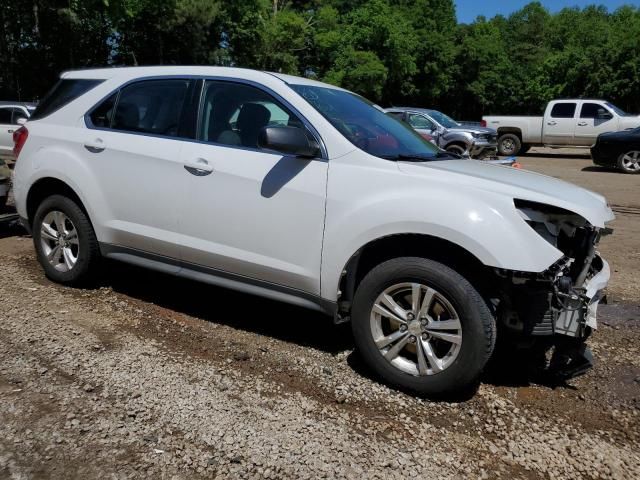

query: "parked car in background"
xmin=0 ymin=102 xmax=36 ymax=161
xmin=386 ymin=107 xmax=498 ymax=159
xmin=0 ymin=157 xmax=10 ymax=210
xmin=591 ymin=126 xmax=640 ymax=174
xmin=13 ymin=67 xmax=613 ymax=397
xmin=483 ymin=99 xmax=640 ymax=156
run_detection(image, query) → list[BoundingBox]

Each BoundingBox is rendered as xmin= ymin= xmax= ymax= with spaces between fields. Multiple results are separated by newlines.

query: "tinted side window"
xmin=550 ymin=103 xmax=576 ymax=119
xmin=408 ymin=113 xmax=435 ymax=130
xmin=200 ymin=81 xmax=304 ymax=149
xmin=112 ymin=79 xmax=191 ymax=137
xmin=0 ymin=108 xmax=12 ymax=124
xmin=89 ymin=93 xmax=117 ymax=128
xmin=31 ymin=79 xmax=103 ymax=121
xmin=387 ymin=112 xmax=404 ymax=121
xmin=580 ymin=103 xmax=607 ymax=118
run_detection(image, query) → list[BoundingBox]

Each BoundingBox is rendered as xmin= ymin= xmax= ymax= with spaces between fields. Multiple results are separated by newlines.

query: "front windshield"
xmin=290 ymin=84 xmax=441 ymax=160
xmin=605 ymin=102 xmax=628 ymax=116
xmin=427 ymin=110 xmax=460 ymax=128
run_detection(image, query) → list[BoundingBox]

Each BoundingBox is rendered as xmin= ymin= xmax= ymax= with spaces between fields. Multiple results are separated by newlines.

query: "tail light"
xmin=13 ymin=126 xmax=28 ymax=158
xmin=480 ymin=120 xmax=487 ymax=127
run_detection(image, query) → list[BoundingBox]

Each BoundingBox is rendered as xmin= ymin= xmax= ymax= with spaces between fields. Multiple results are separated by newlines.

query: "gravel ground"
xmin=1 ymin=151 xmax=639 ymax=479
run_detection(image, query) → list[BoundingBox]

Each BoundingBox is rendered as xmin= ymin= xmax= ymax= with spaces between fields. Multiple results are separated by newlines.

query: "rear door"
xmin=574 ymin=102 xmax=616 ymax=146
xmin=83 ymin=78 xmax=198 ymax=264
xmin=543 ymin=102 xmax=577 ymax=145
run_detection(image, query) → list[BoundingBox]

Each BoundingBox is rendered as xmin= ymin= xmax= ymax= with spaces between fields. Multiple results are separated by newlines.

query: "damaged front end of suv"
xmin=495 ymin=199 xmax=613 ymax=380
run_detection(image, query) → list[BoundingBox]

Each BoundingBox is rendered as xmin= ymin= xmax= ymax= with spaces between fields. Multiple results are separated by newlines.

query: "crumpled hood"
xmin=399 ymin=160 xmax=615 ymax=227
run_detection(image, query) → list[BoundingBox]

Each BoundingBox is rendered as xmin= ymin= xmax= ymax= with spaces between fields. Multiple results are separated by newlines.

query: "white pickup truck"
xmin=482 ymin=99 xmax=640 ymax=156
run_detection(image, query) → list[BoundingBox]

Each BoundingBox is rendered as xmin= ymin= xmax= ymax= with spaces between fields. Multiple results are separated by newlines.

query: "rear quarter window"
xmin=30 ymin=79 xmax=103 ymax=121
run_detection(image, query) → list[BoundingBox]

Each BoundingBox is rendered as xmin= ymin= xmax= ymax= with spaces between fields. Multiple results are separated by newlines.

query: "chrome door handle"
xmin=7 ymin=129 xmax=14 ymax=134
xmin=84 ymin=138 xmax=105 ymax=153
xmin=547 ymin=121 xmax=557 ymax=126
xmin=184 ymin=158 xmax=214 ymax=176
xmin=577 ymin=122 xmax=588 ymax=126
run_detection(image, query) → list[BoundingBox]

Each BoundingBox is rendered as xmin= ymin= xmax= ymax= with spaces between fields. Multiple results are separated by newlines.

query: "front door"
xmin=179 ymin=80 xmax=328 ymax=294
xmin=574 ymin=102 xmax=617 ymax=146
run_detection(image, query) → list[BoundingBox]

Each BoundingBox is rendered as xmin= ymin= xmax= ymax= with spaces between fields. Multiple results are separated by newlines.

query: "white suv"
xmin=12 ymin=67 xmax=614 ymax=396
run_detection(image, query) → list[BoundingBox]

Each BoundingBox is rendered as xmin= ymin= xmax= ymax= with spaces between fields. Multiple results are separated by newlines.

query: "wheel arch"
xmin=26 ymin=177 xmax=93 ymax=229
xmin=497 ymin=127 xmax=523 ymax=141
xmin=444 ymin=141 xmax=468 ymax=152
xmin=335 ymin=233 xmax=496 ymax=319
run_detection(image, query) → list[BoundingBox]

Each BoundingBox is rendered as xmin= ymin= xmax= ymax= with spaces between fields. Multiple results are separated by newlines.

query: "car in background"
xmin=483 ymin=99 xmax=640 ymax=156
xmin=0 ymin=102 xmax=36 ymax=161
xmin=386 ymin=107 xmax=498 ymax=159
xmin=0 ymin=157 xmax=11 ymax=210
xmin=591 ymin=127 xmax=640 ymax=174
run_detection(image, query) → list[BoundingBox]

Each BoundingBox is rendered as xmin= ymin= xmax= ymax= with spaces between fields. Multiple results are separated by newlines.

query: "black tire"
xmin=445 ymin=143 xmax=467 ymax=156
xmin=351 ymin=257 xmax=496 ymax=398
xmin=0 ymin=195 xmax=6 ymax=212
xmin=498 ymin=133 xmax=522 ymax=156
xmin=32 ymin=194 xmax=100 ymax=285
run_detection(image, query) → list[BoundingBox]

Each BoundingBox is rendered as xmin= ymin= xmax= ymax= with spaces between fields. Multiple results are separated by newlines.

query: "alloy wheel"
xmin=620 ymin=150 xmax=640 ymax=172
xmin=40 ymin=211 xmax=80 ymax=272
xmin=370 ymin=282 xmax=462 ymax=376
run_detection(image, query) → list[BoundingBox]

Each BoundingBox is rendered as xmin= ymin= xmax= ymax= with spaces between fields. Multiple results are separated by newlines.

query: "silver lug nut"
xmin=420 ymin=319 xmax=428 ymax=327
xmin=407 ymin=313 xmax=415 ymax=320
xmin=421 ymin=333 xmax=428 ymax=341
xmin=409 ymin=336 xmax=416 ymax=344
xmin=400 ymin=324 xmax=408 ymax=332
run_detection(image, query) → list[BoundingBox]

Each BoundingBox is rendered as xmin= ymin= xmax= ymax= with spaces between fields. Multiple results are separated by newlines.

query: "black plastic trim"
xmin=99 ymin=243 xmax=336 ymax=316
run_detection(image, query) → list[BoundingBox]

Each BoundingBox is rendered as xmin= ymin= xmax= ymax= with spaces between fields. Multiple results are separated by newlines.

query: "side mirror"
xmin=258 ymin=126 xmax=320 ymax=158
xmin=597 ymin=109 xmax=612 ymax=120
xmin=16 ymin=117 xmax=27 ymax=125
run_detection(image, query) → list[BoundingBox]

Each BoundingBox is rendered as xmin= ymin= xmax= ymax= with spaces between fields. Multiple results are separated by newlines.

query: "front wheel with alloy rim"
xmin=32 ymin=195 xmax=100 ymax=285
xmin=617 ymin=150 xmax=640 ymax=174
xmin=351 ymin=257 xmax=496 ymax=397
xmin=497 ymin=133 xmax=521 ymax=156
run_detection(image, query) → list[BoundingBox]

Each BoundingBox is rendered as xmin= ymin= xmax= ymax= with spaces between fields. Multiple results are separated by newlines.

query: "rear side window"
xmin=89 ymin=93 xmax=117 ymax=128
xmin=31 ymin=79 xmax=103 ymax=121
xmin=111 ymin=79 xmax=191 ymax=138
xmin=550 ymin=103 xmax=576 ymax=119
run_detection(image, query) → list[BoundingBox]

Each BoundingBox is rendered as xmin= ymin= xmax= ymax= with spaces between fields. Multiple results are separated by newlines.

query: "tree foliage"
xmin=1 ymin=1 xmax=640 ymax=119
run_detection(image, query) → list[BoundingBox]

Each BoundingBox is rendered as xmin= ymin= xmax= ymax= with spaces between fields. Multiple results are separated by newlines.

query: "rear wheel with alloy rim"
xmin=617 ymin=150 xmax=640 ymax=174
xmin=351 ymin=257 xmax=495 ymax=397
xmin=33 ymin=195 xmax=100 ymax=285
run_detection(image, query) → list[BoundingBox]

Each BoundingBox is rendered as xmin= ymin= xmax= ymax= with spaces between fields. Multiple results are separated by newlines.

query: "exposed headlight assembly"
xmin=514 ymin=199 xmax=588 ymax=249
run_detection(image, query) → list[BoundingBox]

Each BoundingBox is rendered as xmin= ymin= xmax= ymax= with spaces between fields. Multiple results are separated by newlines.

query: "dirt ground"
xmin=0 ymin=149 xmax=638 ymax=479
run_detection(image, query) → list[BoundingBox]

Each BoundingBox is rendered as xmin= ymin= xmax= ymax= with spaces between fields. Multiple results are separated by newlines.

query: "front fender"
xmin=320 ymin=158 xmax=562 ymax=301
